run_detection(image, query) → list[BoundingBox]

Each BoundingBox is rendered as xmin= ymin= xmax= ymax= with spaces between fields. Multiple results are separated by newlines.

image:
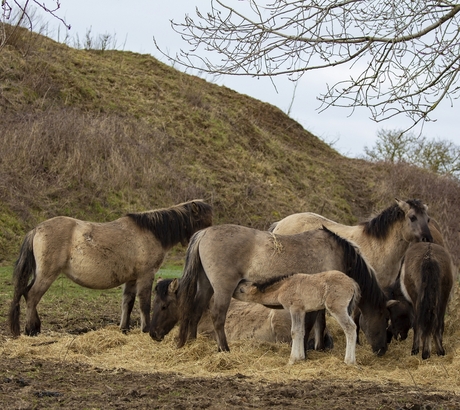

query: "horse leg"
xmin=188 ymin=275 xmax=214 ymax=340
xmin=24 ymin=271 xmax=56 ymax=336
xmin=209 ymin=293 xmax=232 ymax=352
xmin=304 ymin=311 xmax=319 ymax=351
xmin=433 ymin=321 xmax=446 ymax=356
xmin=421 ymin=334 xmax=432 ymax=360
xmin=307 ymin=310 xmax=330 ymax=351
xmin=120 ymin=280 xmax=136 ymax=333
xmin=289 ymin=309 xmax=306 ymax=364
xmin=329 ymin=308 xmax=357 ymax=365
xmin=136 ymin=276 xmax=155 ymax=333
xmin=411 ymin=323 xmax=421 ymax=356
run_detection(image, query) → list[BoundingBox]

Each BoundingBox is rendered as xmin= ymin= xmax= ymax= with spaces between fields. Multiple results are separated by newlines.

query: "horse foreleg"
xmin=120 ymin=281 xmax=136 ymax=333
xmin=136 ymin=277 xmax=154 ymax=333
xmin=289 ymin=309 xmax=306 ymax=365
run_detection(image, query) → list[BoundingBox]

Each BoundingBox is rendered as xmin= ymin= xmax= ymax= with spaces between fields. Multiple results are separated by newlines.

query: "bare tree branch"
xmin=154 ymin=0 xmax=460 ymax=126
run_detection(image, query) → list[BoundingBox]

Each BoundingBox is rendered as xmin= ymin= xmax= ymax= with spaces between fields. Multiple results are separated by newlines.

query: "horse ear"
xmin=386 ymin=299 xmax=400 ymax=308
xmin=395 ymin=198 xmax=410 ymax=213
xmin=169 ymin=278 xmax=179 ymax=294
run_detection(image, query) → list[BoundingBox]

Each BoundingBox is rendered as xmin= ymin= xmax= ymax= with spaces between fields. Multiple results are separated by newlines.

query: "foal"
xmin=233 ymin=270 xmax=361 ymax=365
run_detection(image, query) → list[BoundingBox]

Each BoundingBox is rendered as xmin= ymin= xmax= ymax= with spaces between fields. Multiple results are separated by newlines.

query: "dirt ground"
xmin=2 ymin=277 xmax=460 ymax=409
xmin=1 ymin=355 xmax=459 ymax=410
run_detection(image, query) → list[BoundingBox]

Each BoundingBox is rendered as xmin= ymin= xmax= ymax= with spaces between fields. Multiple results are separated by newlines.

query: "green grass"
xmin=0 ymin=263 xmax=183 ymax=335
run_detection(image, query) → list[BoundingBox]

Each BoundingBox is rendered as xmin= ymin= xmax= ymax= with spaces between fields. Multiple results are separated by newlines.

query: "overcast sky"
xmin=35 ymin=0 xmax=459 ymax=158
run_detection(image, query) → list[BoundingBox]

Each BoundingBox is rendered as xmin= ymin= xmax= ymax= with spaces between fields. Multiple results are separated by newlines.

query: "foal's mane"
xmin=250 ymin=274 xmax=295 ymax=293
xmin=360 ymin=199 xmax=425 ymax=240
xmin=127 ymin=200 xmax=212 ymax=248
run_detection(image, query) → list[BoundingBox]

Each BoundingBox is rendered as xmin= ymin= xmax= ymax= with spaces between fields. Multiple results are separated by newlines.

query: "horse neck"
xmin=335 ymin=223 xmax=410 ymax=288
xmin=245 ymin=284 xmax=283 ymax=305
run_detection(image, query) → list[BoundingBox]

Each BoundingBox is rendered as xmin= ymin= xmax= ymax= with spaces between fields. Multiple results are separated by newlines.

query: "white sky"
xmin=35 ymin=0 xmax=459 ymax=158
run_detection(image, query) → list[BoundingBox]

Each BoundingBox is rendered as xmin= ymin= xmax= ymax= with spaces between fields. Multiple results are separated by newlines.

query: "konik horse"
xmin=150 ymin=225 xmax=389 ymax=356
xmin=269 ymin=198 xmax=432 ymax=348
xmin=9 ymin=200 xmax=213 ymax=336
xmin=233 ymin=271 xmax=361 ymax=365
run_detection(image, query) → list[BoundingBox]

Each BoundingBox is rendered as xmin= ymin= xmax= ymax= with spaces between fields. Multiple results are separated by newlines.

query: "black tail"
xmin=8 ymin=230 xmax=36 ymax=337
xmin=418 ymin=254 xmax=440 ymax=340
xmin=322 ymin=226 xmax=387 ymax=310
xmin=177 ymin=229 xmax=206 ymax=347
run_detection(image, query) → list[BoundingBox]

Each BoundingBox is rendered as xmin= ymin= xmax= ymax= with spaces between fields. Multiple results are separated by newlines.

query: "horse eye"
xmin=410 ymin=215 xmax=417 ymax=222
xmin=161 ymin=304 xmax=168 ymax=310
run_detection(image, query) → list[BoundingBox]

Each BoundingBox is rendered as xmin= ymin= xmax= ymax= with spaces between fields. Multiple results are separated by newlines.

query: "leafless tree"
xmin=155 ymin=0 xmax=460 ymax=129
xmin=1 ymin=0 xmax=69 ymax=49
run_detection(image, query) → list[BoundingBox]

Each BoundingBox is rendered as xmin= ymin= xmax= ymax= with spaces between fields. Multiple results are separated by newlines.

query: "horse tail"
xmin=8 ymin=230 xmax=36 ymax=337
xmin=177 ymin=229 xmax=207 ymax=348
xmin=418 ymin=249 xmax=440 ymax=340
xmin=322 ymin=226 xmax=387 ymax=309
xmin=267 ymin=221 xmax=278 ymax=232
xmin=348 ymin=280 xmax=362 ymax=316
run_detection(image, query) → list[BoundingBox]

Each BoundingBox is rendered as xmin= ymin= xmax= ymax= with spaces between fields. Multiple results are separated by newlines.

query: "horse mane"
xmin=126 ymin=200 xmax=212 ymax=248
xmin=249 ymin=274 xmax=295 ymax=293
xmin=321 ymin=226 xmax=388 ymax=309
xmin=360 ymin=199 xmax=425 ymax=240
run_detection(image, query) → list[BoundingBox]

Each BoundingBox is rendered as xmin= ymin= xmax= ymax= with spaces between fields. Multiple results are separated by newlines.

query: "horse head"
xmin=395 ymin=198 xmax=433 ymax=243
xmin=386 ymin=299 xmax=414 ymax=342
xmin=149 ymin=278 xmax=180 ymax=342
xmin=358 ymin=305 xmax=390 ymax=356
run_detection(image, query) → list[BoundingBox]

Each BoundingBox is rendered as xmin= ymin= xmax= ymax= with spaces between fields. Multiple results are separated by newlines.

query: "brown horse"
xmin=152 ymin=279 xmax=293 ymax=343
xmin=233 ymin=271 xmax=361 ymax=365
xmin=8 ymin=200 xmax=213 ymax=337
xmin=150 ymin=225 xmax=390 ymax=356
xmin=269 ymin=198 xmax=432 ymax=288
xmin=399 ymin=242 xmax=455 ymax=359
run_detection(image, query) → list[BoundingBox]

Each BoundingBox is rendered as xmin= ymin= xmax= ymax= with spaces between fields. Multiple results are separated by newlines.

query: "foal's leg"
xmin=328 ymin=306 xmax=357 ymax=365
xmin=120 ymin=280 xmax=136 ymax=332
xmin=289 ymin=308 xmax=306 ymax=364
xmin=136 ymin=275 xmax=155 ymax=333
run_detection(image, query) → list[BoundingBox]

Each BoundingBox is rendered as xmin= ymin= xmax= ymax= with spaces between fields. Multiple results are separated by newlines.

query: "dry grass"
xmin=3 ymin=286 xmax=459 ymax=395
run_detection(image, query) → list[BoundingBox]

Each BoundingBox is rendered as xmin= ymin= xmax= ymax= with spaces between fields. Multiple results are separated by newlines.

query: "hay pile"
xmin=2 ymin=287 xmax=460 ymax=394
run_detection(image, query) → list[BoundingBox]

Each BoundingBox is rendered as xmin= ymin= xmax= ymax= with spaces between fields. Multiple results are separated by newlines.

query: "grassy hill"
xmin=1 ymin=26 xmax=459 ymax=266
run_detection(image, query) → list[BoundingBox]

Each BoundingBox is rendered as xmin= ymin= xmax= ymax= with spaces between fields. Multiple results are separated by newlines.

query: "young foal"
xmin=233 ymin=271 xmax=361 ymax=365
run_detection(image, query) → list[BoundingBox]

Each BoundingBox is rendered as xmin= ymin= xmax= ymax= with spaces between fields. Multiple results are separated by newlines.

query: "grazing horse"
xmin=150 ymin=225 xmax=389 ymax=356
xmin=399 ymin=242 xmax=455 ymax=359
xmin=8 ymin=200 xmax=213 ymax=337
xmin=269 ymin=198 xmax=432 ymax=348
xmin=151 ymin=279 xmax=293 ymax=343
xmin=233 ymin=271 xmax=361 ymax=365
xmin=385 ymin=219 xmax=446 ymax=343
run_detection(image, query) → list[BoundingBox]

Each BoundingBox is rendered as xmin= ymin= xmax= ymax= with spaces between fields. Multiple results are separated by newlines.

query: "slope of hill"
xmin=1 ymin=26 xmax=459 ymax=266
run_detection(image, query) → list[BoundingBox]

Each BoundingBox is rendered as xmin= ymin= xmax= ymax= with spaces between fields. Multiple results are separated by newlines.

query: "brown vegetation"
xmin=1 ymin=26 xmax=460 ymax=409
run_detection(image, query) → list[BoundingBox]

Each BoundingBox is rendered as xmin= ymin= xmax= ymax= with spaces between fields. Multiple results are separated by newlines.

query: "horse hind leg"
xmin=289 ymin=309 xmax=306 ymax=365
xmin=120 ymin=281 xmax=136 ymax=333
xmin=421 ymin=335 xmax=432 ymax=360
xmin=327 ymin=304 xmax=357 ymax=365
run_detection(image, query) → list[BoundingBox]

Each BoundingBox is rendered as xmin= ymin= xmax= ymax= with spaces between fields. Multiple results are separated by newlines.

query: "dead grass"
xmin=2 ymin=286 xmax=459 ymax=395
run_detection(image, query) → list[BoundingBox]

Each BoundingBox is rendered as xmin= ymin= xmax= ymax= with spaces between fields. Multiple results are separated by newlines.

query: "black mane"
xmin=360 ymin=199 xmax=425 ymax=240
xmin=154 ymin=278 xmax=174 ymax=299
xmin=127 ymin=200 xmax=212 ymax=249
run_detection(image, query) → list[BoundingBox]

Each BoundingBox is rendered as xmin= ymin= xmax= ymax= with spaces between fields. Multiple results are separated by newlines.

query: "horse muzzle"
xmin=149 ymin=331 xmax=165 ymax=342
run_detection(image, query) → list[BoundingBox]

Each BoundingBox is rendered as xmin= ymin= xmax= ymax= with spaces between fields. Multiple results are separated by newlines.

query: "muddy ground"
xmin=1 ymin=355 xmax=459 ymax=410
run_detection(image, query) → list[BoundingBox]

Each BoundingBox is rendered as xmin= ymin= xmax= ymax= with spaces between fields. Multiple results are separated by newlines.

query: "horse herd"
xmin=8 ymin=198 xmax=456 ymax=365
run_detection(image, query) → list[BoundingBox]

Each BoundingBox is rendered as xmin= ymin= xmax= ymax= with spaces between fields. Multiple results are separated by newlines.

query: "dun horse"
xmin=233 ymin=271 xmax=361 ymax=365
xmin=270 ymin=198 xmax=432 ymax=288
xmin=399 ymin=242 xmax=455 ymax=359
xmin=269 ymin=198 xmax=432 ymax=348
xmin=150 ymin=225 xmax=390 ymax=356
xmin=8 ymin=200 xmax=213 ymax=336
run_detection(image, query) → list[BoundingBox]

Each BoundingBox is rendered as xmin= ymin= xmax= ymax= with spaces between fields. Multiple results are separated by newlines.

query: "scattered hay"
xmin=2 ymin=285 xmax=460 ymax=395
